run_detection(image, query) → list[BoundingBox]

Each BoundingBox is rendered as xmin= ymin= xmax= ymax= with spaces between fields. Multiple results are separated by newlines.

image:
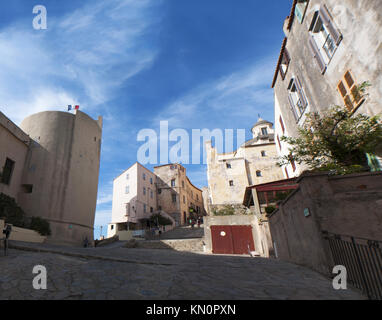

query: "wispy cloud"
xmin=154 ymin=56 xmax=277 ymax=130
xmin=0 ymin=0 xmax=162 ymax=123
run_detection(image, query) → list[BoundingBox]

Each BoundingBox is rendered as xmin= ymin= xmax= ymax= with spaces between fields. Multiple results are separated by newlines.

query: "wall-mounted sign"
xmin=304 ymin=208 xmax=311 ymax=217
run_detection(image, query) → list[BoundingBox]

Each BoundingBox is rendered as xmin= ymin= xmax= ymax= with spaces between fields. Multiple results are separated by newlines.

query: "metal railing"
xmin=323 ymin=231 xmax=382 ymax=300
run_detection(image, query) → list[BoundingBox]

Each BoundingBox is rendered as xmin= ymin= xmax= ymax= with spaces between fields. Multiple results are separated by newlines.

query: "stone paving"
xmin=0 ymin=241 xmax=366 ymax=300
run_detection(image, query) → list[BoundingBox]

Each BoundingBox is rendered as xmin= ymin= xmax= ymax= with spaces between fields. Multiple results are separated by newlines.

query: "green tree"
xmin=149 ymin=213 xmax=173 ymax=226
xmin=213 ymin=205 xmax=235 ymax=216
xmin=278 ymin=82 xmax=382 ymax=175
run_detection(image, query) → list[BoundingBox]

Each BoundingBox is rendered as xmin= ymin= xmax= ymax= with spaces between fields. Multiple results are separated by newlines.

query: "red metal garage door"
xmin=211 ymin=225 xmax=255 ymax=255
xmin=211 ymin=226 xmax=233 ymax=254
xmin=231 ymin=225 xmax=255 ymax=254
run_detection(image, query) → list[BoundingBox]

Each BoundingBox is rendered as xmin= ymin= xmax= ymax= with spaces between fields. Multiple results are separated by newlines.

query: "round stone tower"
xmin=18 ymin=110 xmax=102 ymax=246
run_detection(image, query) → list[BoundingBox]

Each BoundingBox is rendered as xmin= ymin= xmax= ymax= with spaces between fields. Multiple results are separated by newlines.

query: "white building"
xmin=109 ymin=162 xmax=157 ymax=235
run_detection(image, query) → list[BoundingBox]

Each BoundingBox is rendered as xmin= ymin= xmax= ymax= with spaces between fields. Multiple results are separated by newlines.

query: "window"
xmin=196 ymin=194 xmax=199 ymax=201
xmin=150 ymin=207 xmax=153 ymax=213
xmin=288 ymin=77 xmax=308 ymax=121
xmin=226 ymin=163 xmax=232 ymax=169
xmin=143 ymin=187 xmax=146 ymax=195
xmin=171 ymin=179 xmax=176 ymax=187
xmin=182 ymin=181 xmax=185 ymax=188
xmin=337 ymin=71 xmax=364 ymax=112
xmin=111 ymin=225 xmax=114 ymax=230
xmin=172 ymin=194 xmax=177 ymax=203
xmin=150 ymin=190 xmax=153 ymax=199
xmin=295 ymin=0 xmax=309 ymax=24
xmin=158 ymin=206 xmax=162 ymax=211
xmin=126 ymin=173 xmax=129 ymax=180
xmin=21 ymin=184 xmax=33 ymax=194
xmin=143 ymin=173 xmax=146 ymax=181
xmin=277 ymin=135 xmax=282 ymax=150
xmin=150 ymin=177 xmax=153 ymax=185
xmin=261 ymin=128 xmax=268 ymax=136
xmin=308 ymin=5 xmax=342 ymax=73
xmin=279 ymin=116 xmax=285 ymax=134
xmin=158 ymin=189 xmax=162 ymax=194
xmin=125 ymin=186 xmax=130 ymax=194
xmin=261 ymin=151 xmax=266 ymax=157
xmin=1 ymin=158 xmax=15 ymax=185
xmin=183 ymin=195 xmax=186 ymax=204
xmin=256 ymin=171 xmax=262 ymax=177
xmin=279 ymin=48 xmax=291 ymax=80
xmin=229 ymin=180 xmax=234 ymax=186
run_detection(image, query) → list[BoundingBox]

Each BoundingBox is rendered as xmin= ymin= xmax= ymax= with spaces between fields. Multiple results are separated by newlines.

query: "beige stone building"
xmin=155 ymin=164 xmax=205 ymax=226
xmin=0 ymin=110 xmax=103 ymax=246
xmin=108 ymin=163 xmax=205 ymax=235
xmin=206 ymin=119 xmax=284 ymax=209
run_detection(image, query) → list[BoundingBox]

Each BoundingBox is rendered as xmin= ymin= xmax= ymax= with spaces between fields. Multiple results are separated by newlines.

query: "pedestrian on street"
xmin=197 ymin=218 xmax=201 ymax=228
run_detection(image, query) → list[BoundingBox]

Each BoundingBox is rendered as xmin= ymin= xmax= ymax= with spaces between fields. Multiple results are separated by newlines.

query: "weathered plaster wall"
xmin=0 ymin=112 xmax=30 ymax=199
xmin=268 ymin=172 xmax=382 ymax=275
xmin=274 ymin=0 xmax=382 ymax=166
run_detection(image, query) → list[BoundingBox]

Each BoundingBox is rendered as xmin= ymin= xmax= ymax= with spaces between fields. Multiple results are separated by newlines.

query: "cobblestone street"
xmin=0 ymin=241 xmax=365 ymax=300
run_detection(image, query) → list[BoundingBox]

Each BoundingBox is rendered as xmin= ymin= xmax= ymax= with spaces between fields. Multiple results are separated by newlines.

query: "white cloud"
xmin=154 ymin=56 xmax=277 ymax=130
xmin=97 ymin=193 xmax=113 ymax=205
xmin=94 ymin=209 xmax=112 ymax=227
xmin=0 ymin=0 xmax=161 ymax=124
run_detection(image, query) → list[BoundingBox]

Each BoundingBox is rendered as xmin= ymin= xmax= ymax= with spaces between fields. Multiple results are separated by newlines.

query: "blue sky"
xmin=0 ymin=0 xmax=291 ymax=239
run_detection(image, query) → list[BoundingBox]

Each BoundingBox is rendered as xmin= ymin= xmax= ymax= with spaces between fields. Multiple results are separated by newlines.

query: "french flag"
xmin=68 ymin=105 xmax=80 ymax=111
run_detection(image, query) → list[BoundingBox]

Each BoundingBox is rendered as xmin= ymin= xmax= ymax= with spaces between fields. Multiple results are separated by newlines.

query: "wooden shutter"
xmin=337 ymin=71 xmax=362 ymax=111
xmin=308 ymin=36 xmax=327 ymax=74
xmin=279 ymin=116 xmax=285 ymax=134
xmin=284 ymin=167 xmax=289 ymax=179
xmin=288 ymin=94 xmax=299 ymax=121
xmin=279 ymin=49 xmax=291 ymax=80
xmin=295 ymin=76 xmax=308 ymax=109
xmin=319 ymin=5 xmax=342 ymax=45
xmin=277 ymin=134 xmax=281 ymax=150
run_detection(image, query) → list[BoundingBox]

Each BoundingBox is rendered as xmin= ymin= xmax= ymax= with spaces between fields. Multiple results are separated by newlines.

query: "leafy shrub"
xmin=213 ymin=205 xmax=235 ymax=216
xmin=0 ymin=193 xmax=27 ymax=227
xmin=29 ymin=217 xmax=51 ymax=236
xmin=0 ymin=193 xmax=51 ymax=236
xmin=149 ymin=213 xmax=173 ymax=226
